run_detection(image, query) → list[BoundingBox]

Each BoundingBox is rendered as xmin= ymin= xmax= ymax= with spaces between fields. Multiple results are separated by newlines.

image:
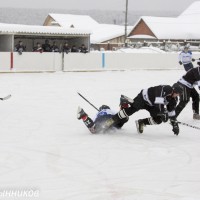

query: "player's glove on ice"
xmin=158 ymin=110 xmax=168 ymax=123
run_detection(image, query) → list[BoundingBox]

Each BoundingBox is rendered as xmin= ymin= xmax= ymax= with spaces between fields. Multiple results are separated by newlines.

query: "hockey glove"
xmin=179 ymin=61 xmax=182 ymax=65
xmin=158 ymin=110 xmax=168 ymax=123
xmin=170 ymin=119 xmax=179 ymax=135
xmin=192 ymin=58 xmax=195 ymax=62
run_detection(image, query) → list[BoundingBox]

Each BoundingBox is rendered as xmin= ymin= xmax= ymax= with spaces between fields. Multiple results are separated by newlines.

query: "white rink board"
xmin=13 ymin=52 xmax=62 ymax=72
xmin=63 ymin=52 xmax=102 ymax=71
xmin=0 ymin=52 xmax=11 ymax=72
xmin=105 ymin=53 xmax=180 ymax=70
xmin=1 ymin=52 xmax=200 ymax=72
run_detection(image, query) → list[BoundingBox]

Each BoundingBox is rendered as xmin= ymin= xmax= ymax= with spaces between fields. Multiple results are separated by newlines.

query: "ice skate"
xmin=193 ymin=113 xmax=200 ymax=120
xmin=135 ymin=119 xmax=145 ymax=134
xmin=120 ymin=95 xmax=133 ymax=108
xmin=77 ymin=106 xmax=87 ymax=120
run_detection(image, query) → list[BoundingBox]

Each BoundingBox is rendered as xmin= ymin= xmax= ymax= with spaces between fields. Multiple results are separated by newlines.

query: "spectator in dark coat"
xmin=15 ymin=41 xmax=26 ymax=55
xmin=79 ymin=44 xmax=88 ymax=53
xmin=62 ymin=42 xmax=71 ymax=54
xmin=33 ymin=43 xmax=43 ymax=53
xmin=51 ymin=41 xmax=59 ymax=52
xmin=42 ymin=39 xmax=51 ymax=52
xmin=71 ymin=45 xmax=78 ymax=53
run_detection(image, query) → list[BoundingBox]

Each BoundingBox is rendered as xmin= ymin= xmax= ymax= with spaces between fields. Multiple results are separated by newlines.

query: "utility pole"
xmin=124 ymin=0 xmax=128 ymax=47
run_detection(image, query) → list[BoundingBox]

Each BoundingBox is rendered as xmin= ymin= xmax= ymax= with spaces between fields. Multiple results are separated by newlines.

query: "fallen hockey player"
xmin=77 ymin=96 xmax=130 ymax=133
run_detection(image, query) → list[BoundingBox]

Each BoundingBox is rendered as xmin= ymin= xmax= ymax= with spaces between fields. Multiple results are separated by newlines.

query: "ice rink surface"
xmin=0 ymin=70 xmax=200 ymax=200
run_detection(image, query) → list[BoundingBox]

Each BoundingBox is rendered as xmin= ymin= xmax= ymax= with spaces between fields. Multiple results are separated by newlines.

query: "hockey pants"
xmin=175 ymin=86 xmax=199 ymax=117
xmin=115 ymin=92 xmax=163 ymax=125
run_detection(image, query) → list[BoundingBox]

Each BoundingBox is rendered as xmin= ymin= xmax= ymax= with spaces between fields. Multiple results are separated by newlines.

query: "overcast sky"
xmin=0 ymin=0 xmax=198 ymax=11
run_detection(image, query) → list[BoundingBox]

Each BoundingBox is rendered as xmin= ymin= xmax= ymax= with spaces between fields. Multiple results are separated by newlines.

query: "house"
xmin=43 ymin=13 xmax=133 ymax=50
xmin=128 ymin=1 xmax=200 ymax=46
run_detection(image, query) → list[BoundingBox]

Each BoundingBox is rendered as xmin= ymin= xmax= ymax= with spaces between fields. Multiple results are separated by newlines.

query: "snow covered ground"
xmin=0 ymin=69 xmax=200 ymax=200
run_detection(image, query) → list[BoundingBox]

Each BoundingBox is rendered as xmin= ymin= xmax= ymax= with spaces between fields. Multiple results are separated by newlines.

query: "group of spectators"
xmin=14 ymin=40 xmax=88 ymax=55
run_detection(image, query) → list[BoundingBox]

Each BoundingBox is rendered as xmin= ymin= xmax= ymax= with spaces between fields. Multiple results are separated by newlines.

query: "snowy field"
xmin=0 ymin=70 xmax=200 ymax=200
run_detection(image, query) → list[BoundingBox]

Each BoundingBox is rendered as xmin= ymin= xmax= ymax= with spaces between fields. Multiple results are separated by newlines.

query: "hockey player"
xmin=178 ymin=46 xmax=199 ymax=119
xmin=179 ymin=46 xmax=195 ymax=71
xmin=104 ymin=84 xmax=183 ymax=135
xmin=77 ymin=99 xmax=129 ymax=133
xmin=175 ymin=66 xmax=200 ymax=120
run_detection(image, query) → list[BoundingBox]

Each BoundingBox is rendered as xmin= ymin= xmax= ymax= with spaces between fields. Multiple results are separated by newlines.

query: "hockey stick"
xmin=77 ymin=92 xmax=99 ymax=111
xmin=0 ymin=94 xmax=11 ymax=101
xmin=177 ymin=121 xmax=200 ymax=130
xmin=171 ymin=119 xmax=200 ymax=130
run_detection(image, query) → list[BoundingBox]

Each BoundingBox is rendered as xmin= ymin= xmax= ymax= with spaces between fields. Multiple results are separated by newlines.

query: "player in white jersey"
xmin=179 ymin=46 xmax=195 ymax=71
xmin=77 ymin=98 xmax=129 ymax=133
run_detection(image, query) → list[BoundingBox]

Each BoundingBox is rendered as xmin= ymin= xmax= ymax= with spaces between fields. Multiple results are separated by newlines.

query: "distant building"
xmin=43 ymin=13 xmax=133 ymax=50
xmin=0 ymin=23 xmax=90 ymax=52
xmin=128 ymin=1 xmax=200 ymax=45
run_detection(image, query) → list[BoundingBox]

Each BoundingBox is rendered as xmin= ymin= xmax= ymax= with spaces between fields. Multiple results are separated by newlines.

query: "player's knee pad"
xmin=145 ymin=117 xmax=162 ymax=125
xmin=152 ymin=116 xmax=162 ymax=124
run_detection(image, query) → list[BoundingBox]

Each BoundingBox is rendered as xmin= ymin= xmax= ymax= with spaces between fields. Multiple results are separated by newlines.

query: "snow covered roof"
xmin=47 ymin=13 xmax=99 ymax=29
xmin=179 ymin=1 xmax=200 ymax=19
xmin=139 ymin=16 xmax=200 ymax=40
xmin=91 ymin=24 xmax=133 ymax=43
xmin=131 ymin=1 xmax=200 ymax=40
xmin=46 ymin=13 xmax=132 ymax=43
xmin=0 ymin=23 xmax=91 ymax=36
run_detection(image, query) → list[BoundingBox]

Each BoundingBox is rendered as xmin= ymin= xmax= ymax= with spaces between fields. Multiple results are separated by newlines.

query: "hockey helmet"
xmin=99 ymin=105 xmax=110 ymax=111
xmin=172 ymin=83 xmax=183 ymax=94
xmin=183 ymin=45 xmax=190 ymax=52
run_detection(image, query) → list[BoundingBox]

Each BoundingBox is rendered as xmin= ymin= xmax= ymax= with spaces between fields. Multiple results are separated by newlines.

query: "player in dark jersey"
xmin=175 ymin=66 xmax=200 ymax=120
xmin=104 ymin=84 xmax=183 ymax=135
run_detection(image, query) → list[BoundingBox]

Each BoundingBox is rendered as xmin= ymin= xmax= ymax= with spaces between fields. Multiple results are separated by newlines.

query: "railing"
xmin=1 ymin=52 xmax=200 ymax=72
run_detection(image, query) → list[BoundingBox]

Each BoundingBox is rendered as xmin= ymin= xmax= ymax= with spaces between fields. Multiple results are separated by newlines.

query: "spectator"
xmin=71 ymin=45 xmax=78 ymax=53
xmin=33 ymin=42 xmax=43 ymax=53
xmin=62 ymin=42 xmax=71 ymax=54
xmin=79 ymin=44 xmax=88 ymax=53
xmin=42 ymin=39 xmax=51 ymax=52
xmin=15 ymin=41 xmax=26 ymax=55
xmin=51 ymin=41 xmax=59 ymax=52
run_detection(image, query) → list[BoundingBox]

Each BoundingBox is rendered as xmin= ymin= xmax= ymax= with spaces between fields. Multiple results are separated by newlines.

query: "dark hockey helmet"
xmin=172 ymin=83 xmax=183 ymax=94
xmin=99 ymin=105 xmax=110 ymax=111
